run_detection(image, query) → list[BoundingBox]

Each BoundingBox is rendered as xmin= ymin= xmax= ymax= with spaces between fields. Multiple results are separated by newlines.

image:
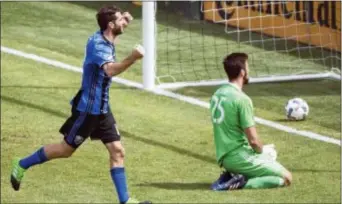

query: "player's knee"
xmin=110 ymin=147 xmax=125 ymax=161
xmin=60 ymin=150 xmax=73 ymax=158
xmin=59 ymin=141 xmax=75 ymax=158
xmin=107 ymin=141 xmax=125 ymax=164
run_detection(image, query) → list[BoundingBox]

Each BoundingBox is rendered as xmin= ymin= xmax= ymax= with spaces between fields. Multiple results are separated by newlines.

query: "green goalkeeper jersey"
xmin=210 ymin=83 xmax=256 ymax=164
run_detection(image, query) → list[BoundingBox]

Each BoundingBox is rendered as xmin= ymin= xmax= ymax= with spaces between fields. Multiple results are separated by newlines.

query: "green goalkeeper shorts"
xmin=221 ymin=146 xmax=287 ymax=179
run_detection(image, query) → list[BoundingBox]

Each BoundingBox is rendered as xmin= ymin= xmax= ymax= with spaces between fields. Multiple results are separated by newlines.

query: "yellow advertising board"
xmin=203 ymin=1 xmax=341 ymax=52
xmin=132 ymin=1 xmax=142 ymax=6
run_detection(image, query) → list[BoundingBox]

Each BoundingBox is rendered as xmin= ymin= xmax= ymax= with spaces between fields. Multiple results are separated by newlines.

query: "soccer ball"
xmin=285 ymin=98 xmax=309 ymax=121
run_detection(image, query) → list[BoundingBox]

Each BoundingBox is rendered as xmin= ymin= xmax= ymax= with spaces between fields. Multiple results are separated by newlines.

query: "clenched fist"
xmin=131 ymin=44 xmax=145 ymax=60
xmin=123 ymin=12 xmax=133 ymax=23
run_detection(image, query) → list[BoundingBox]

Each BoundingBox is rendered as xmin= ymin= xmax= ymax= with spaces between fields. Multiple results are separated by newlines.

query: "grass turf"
xmin=1 ymin=2 xmax=341 ymax=203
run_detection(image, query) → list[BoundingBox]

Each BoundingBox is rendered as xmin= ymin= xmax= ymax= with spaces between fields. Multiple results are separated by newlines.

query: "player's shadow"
xmin=0 ymin=85 xmax=79 ymax=90
xmin=1 ymin=94 xmax=216 ymax=165
xmin=137 ymin=182 xmax=211 ymax=191
xmin=0 ymin=85 xmax=137 ymax=90
xmin=1 ymin=95 xmax=69 ymax=118
xmin=119 ymin=130 xmax=216 ymax=165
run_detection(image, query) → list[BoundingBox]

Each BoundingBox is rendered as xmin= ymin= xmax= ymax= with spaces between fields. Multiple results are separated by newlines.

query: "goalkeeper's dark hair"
xmin=223 ymin=53 xmax=249 ymax=81
xmin=96 ymin=5 xmax=122 ymax=31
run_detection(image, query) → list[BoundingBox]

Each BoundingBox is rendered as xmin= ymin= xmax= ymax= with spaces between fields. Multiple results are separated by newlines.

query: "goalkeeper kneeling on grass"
xmin=210 ymin=53 xmax=292 ymax=191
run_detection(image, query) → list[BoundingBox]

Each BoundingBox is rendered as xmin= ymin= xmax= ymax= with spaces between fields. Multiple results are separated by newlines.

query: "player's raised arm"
xmin=103 ymin=44 xmax=145 ymax=77
xmin=93 ymin=8 xmax=144 ymax=77
xmin=91 ymin=37 xmax=145 ymax=77
xmin=122 ymin=12 xmax=133 ymax=25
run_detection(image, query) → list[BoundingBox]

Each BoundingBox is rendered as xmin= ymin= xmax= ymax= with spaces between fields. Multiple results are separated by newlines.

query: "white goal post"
xmin=142 ymin=1 xmax=341 ymax=90
xmin=142 ymin=1 xmax=156 ymax=90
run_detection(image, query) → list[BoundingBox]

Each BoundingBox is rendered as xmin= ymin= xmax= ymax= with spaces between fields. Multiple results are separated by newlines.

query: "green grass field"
xmin=1 ymin=2 xmax=341 ymax=203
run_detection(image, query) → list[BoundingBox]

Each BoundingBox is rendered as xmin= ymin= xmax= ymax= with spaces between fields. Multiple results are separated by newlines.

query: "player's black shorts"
xmin=59 ymin=108 xmax=120 ymax=149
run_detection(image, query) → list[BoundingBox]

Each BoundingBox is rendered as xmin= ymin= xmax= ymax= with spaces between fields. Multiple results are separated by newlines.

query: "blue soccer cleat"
xmin=211 ymin=171 xmax=234 ymax=190
xmin=211 ymin=174 xmax=247 ymax=191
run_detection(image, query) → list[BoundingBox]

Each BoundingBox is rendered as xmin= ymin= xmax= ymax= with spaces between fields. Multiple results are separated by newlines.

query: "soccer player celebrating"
xmin=10 ymin=5 xmax=151 ymax=204
xmin=210 ymin=53 xmax=292 ymax=191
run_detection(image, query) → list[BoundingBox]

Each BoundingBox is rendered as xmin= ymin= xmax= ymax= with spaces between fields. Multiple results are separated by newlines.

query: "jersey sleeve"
xmin=91 ymin=40 xmax=115 ymax=68
xmin=239 ymin=97 xmax=255 ymax=129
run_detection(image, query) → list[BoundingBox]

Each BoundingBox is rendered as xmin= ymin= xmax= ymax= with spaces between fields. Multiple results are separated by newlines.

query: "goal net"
xmin=151 ymin=1 xmax=341 ymax=89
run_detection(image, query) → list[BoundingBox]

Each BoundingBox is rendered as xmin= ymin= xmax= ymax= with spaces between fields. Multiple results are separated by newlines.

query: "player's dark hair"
xmin=96 ymin=5 xmax=122 ymax=31
xmin=223 ymin=53 xmax=249 ymax=81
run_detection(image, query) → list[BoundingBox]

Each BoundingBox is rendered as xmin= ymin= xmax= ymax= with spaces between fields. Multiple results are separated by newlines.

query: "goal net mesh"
xmin=155 ymin=1 xmax=341 ymax=86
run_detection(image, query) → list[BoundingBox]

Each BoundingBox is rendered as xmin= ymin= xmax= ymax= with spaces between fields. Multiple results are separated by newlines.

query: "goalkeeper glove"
xmin=261 ymin=144 xmax=277 ymax=161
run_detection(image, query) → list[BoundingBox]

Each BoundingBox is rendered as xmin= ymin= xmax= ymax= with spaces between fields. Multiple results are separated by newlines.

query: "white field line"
xmin=1 ymin=46 xmax=341 ymax=146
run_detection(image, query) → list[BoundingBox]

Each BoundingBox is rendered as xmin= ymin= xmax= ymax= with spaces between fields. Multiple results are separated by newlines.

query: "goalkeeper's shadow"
xmin=137 ymin=182 xmax=212 ymax=191
xmin=137 ymin=166 xmax=341 ymax=191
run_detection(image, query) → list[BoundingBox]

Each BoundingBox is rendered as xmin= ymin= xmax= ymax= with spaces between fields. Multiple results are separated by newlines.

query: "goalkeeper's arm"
xmin=245 ymin=127 xmax=263 ymax=153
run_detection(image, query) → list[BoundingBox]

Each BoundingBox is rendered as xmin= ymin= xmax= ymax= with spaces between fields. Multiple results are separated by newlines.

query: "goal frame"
xmin=141 ymin=2 xmax=341 ymax=91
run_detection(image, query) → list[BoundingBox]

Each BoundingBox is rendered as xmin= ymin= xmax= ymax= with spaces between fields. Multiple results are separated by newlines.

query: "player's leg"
xmin=240 ymin=150 xmax=292 ymax=188
xmin=243 ymin=176 xmax=286 ymax=189
xmin=18 ymin=140 xmax=76 ymax=167
xmin=10 ymin=140 xmax=75 ymax=191
xmin=104 ymin=141 xmax=129 ymax=203
xmin=104 ymin=141 xmax=150 ymax=204
xmin=91 ymin=112 xmax=151 ymax=204
xmin=242 ymin=160 xmax=292 ymax=189
xmin=10 ymin=111 xmax=94 ymax=191
xmin=220 ymin=146 xmax=292 ymax=190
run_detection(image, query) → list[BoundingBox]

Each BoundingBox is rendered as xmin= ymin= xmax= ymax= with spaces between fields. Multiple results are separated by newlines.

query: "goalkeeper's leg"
xmin=243 ymin=176 xmax=287 ymax=189
xmin=221 ymin=147 xmax=292 ymax=190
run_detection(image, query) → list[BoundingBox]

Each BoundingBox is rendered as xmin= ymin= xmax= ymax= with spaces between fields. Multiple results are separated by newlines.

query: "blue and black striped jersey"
xmin=71 ymin=30 xmax=115 ymax=115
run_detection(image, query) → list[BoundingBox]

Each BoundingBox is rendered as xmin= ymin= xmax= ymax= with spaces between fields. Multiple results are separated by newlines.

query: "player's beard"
xmin=112 ymin=26 xmax=123 ymax=36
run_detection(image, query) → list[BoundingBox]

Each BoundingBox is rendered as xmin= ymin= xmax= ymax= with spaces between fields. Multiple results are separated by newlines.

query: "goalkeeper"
xmin=210 ymin=53 xmax=292 ymax=191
